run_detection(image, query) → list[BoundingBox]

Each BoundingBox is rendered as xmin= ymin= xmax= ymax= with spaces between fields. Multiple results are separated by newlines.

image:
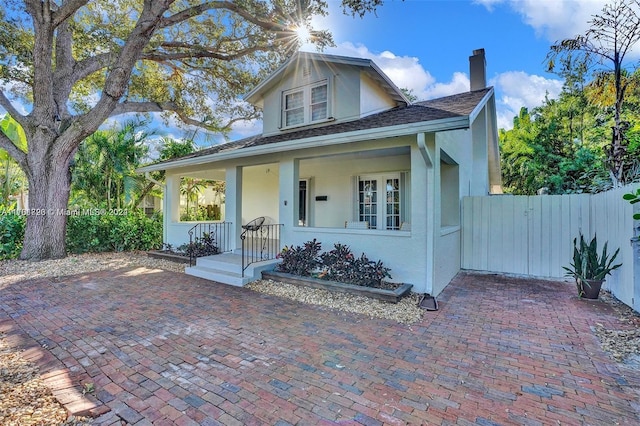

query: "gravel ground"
xmin=246 ymin=280 xmax=425 ymax=324
xmin=1 ymin=252 xmax=639 ymax=423
xmin=595 ymin=291 xmax=640 ymax=363
xmin=0 ymin=332 xmax=90 ymax=425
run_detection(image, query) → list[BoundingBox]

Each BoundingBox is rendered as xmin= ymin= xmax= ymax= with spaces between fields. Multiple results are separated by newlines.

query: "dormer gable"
xmin=244 ymin=52 xmax=409 ymax=136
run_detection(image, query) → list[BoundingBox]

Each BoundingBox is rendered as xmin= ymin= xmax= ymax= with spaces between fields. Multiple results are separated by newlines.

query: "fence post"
xmin=633 ymin=203 xmax=640 ymax=312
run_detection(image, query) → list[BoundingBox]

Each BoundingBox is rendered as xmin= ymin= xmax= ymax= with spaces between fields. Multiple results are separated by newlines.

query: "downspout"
xmin=417 ymin=132 xmax=433 ymax=168
xmin=417 ymin=133 xmax=436 ymax=296
xmin=144 ymin=172 xmax=167 ymax=245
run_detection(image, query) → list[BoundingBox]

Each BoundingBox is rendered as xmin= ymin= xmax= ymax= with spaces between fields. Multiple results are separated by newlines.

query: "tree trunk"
xmin=134 ymin=181 xmax=156 ymax=208
xmin=3 ymin=159 xmax=9 ymax=202
xmin=19 ymin=151 xmax=72 ymax=260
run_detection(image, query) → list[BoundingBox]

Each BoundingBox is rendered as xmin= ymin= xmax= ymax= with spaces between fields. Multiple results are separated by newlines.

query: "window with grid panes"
xmin=282 ymin=81 xmax=328 ymax=128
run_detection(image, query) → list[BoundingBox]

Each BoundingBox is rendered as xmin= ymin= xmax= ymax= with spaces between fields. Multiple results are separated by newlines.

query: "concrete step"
xmin=196 ymin=253 xmax=242 ymax=274
xmin=186 ymin=254 xmax=281 ymax=287
xmin=185 ymin=266 xmax=251 ymax=287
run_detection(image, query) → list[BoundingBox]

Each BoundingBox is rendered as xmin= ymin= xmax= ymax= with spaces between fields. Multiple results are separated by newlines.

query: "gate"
xmin=461 ymin=187 xmax=637 ymax=311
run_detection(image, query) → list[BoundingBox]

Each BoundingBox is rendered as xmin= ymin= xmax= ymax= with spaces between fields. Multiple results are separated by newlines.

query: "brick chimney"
xmin=469 ymin=48 xmax=486 ymax=91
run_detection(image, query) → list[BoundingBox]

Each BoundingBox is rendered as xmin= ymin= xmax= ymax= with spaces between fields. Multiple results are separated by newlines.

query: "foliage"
xmin=134 ymin=137 xmax=198 ymax=209
xmin=177 ymin=232 xmax=220 ymax=258
xmin=623 ymin=188 xmax=640 ymax=220
xmin=180 ymin=204 xmax=222 ymax=222
xmin=158 ymin=137 xmax=197 ymax=162
xmin=0 ymin=114 xmax=27 ymax=207
xmin=66 ymin=210 xmax=162 ymax=254
xmin=563 ymin=233 xmax=622 ymax=297
xmin=0 ymin=205 xmax=24 ymax=260
xmin=499 ymin=106 xmax=604 ymax=195
xmin=179 ymin=177 xmax=225 ymax=221
xmin=499 ymin=50 xmax=640 ymax=195
xmin=347 ymin=254 xmax=392 ymax=287
xmin=0 ymin=0 xmax=386 ymax=259
xmin=547 ymin=0 xmax=640 ymax=186
xmin=0 ymin=207 xmax=163 ymax=259
xmin=277 ymin=240 xmax=392 ymax=287
xmin=71 ymin=120 xmax=150 ymax=209
xmin=276 ymin=239 xmax=322 ymax=276
xmin=319 ymin=243 xmax=354 ymax=281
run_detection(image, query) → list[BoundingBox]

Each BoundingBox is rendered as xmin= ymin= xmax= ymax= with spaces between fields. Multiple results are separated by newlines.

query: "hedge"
xmin=0 ymin=209 xmax=163 ymax=260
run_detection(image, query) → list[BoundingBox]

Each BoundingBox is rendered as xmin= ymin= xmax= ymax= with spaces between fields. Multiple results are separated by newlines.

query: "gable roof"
xmin=138 ymin=87 xmax=493 ymax=172
xmin=244 ymin=51 xmax=410 ymax=107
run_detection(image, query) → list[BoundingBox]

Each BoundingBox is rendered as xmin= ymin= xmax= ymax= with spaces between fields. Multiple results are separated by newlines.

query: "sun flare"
xmin=294 ymin=25 xmax=312 ymax=43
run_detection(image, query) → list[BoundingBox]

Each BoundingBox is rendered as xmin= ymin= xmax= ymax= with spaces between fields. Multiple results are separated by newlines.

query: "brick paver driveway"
xmin=1 ymin=267 xmax=639 ymax=425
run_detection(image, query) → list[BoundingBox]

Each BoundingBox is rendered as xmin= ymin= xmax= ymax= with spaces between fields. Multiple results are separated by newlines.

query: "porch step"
xmin=184 ymin=253 xmax=280 ymax=287
xmin=185 ymin=266 xmax=250 ymax=287
xmin=196 ymin=253 xmax=243 ymax=274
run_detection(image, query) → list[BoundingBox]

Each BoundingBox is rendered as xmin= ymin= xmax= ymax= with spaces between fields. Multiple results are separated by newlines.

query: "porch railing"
xmin=188 ymin=222 xmax=232 ymax=266
xmin=241 ymin=222 xmax=282 ymax=277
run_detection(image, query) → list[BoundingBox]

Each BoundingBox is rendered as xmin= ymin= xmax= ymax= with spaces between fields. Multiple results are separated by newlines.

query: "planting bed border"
xmin=262 ymin=270 xmax=413 ymax=303
xmin=147 ymin=250 xmax=191 ymax=264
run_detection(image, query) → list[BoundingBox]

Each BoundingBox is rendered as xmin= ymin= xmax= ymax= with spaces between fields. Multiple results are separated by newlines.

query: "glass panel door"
xmin=385 ymin=178 xmax=401 ymax=230
xmin=358 ymin=178 xmax=377 ymax=229
xmin=298 ymin=180 xmax=308 ymax=226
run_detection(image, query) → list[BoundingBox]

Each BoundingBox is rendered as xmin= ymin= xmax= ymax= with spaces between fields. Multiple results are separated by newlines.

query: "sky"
xmin=221 ymin=0 xmax=615 ymax=145
xmin=0 ymin=0 xmax=621 ymax=148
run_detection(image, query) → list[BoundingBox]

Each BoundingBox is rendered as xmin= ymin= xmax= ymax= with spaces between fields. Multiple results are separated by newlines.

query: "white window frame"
xmin=281 ymin=80 xmax=330 ymax=129
xmin=298 ymin=179 xmax=310 ymax=227
xmin=356 ymin=172 xmax=405 ymax=231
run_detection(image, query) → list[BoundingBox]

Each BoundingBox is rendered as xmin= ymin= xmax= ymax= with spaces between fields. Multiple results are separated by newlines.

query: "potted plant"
xmin=563 ymin=233 xmax=622 ymax=299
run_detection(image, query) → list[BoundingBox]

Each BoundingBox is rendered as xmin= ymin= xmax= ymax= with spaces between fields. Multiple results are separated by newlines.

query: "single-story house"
xmin=138 ymin=49 xmax=502 ymax=295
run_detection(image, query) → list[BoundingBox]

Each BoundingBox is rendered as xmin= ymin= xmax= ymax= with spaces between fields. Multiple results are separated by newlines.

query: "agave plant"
xmin=563 ymin=233 xmax=622 ymax=296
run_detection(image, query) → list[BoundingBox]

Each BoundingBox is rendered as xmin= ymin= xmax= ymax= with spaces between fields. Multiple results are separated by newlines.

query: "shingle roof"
xmin=149 ymin=87 xmax=492 ymax=166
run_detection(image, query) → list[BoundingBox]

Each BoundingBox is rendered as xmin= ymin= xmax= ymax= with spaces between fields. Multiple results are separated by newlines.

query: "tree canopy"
xmin=0 ymin=0 xmax=385 ymax=260
xmin=547 ymin=0 xmax=640 ymax=186
xmin=500 ymin=64 xmax=640 ymax=195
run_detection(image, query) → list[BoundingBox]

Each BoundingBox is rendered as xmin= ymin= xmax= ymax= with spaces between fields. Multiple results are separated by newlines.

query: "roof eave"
xmin=468 ymin=87 xmax=495 ymax=123
xmin=136 ymin=115 xmax=470 ymax=173
xmin=244 ymin=51 xmax=409 ymax=107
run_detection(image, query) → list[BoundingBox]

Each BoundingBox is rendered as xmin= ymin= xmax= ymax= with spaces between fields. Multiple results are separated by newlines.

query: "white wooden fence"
xmin=462 ymin=185 xmax=639 ymax=312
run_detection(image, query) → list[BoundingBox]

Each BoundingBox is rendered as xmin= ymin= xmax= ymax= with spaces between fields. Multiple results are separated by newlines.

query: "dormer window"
xmin=282 ymin=81 xmax=329 ymax=129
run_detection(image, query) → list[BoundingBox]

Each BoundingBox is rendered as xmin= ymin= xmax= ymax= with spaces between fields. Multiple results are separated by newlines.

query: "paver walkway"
xmin=1 ymin=267 xmax=639 ymax=425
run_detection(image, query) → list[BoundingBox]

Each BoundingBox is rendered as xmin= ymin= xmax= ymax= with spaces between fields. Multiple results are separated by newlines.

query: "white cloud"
xmin=475 ymin=0 xmax=609 ymax=41
xmin=424 ymin=72 xmax=470 ymax=100
xmin=490 ymin=71 xmax=563 ymax=129
xmin=323 ymin=42 xmax=474 ymax=100
xmin=229 ymin=118 xmax=262 ymax=139
xmin=313 ymin=42 xmax=565 ymax=130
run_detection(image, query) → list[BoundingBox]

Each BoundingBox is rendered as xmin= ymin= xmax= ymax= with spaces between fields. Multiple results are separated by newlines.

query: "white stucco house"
xmin=138 ymin=49 xmax=502 ymax=296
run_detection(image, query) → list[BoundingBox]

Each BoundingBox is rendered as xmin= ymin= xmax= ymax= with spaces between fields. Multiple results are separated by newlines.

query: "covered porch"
xmin=159 ymin=131 xmax=464 ymax=294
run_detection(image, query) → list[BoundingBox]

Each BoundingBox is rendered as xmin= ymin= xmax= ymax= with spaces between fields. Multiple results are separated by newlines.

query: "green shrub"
xmin=277 ymin=240 xmax=392 ymax=287
xmin=177 ymin=232 xmax=220 ymax=258
xmin=276 ymin=239 xmax=322 ymax=276
xmin=66 ymin=210 xmax=163 ymax=253
xmin=0 ymin=207 xmax=25 ymax=260
xmin=0 ymin=208 xmax=163 ymax=259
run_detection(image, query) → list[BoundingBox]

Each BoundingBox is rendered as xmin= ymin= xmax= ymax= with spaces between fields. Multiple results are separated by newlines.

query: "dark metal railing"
xmin=188 ymin=222 xmax=232 ymax=266
xmin=241 ymin=222 xmax=282 ymax=277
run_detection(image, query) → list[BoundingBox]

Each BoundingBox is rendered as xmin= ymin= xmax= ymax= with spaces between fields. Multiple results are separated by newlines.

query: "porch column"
xmin=225 ymin=166 xmax=243 ymax=250
xmin=414 ymin=133 xmax=436 ymax=295
xmin=165 ymin=174 xmax=181 ymax=224
xmin=279 ymin=158 xmax=299 ymax=230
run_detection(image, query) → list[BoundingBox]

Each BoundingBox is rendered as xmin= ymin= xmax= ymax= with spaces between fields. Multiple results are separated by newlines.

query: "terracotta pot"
xmin=579 ymin=279 xmax=604 ymax=299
